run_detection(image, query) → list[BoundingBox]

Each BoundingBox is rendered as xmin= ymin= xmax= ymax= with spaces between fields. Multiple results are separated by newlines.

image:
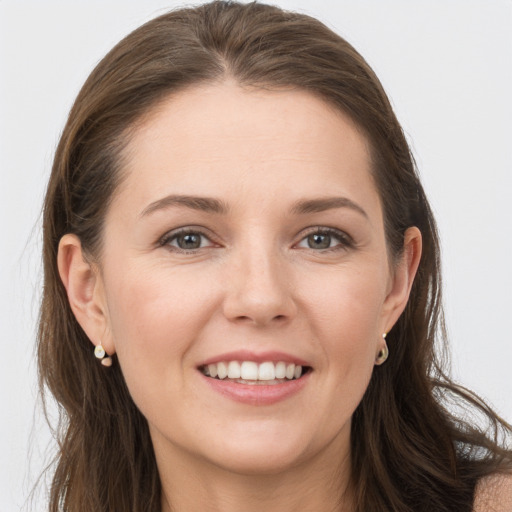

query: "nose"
xmin=222 ymin=245 xmax=297 ymax=326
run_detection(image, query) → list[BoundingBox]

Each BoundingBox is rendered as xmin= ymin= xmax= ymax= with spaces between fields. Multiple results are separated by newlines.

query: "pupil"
xmin=178 ymin=234 xmax=200 ymax=249
xmin=308 ymin=233 xmax=330 ymax=249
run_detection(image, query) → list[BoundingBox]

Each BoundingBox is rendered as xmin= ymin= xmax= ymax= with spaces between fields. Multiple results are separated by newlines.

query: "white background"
xmin=1 ymin=1 xmax=511 ymax=510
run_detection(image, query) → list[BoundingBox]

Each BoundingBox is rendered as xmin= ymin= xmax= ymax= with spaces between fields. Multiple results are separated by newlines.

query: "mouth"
xmin=199 ymin=360 xmax=312 ymax=385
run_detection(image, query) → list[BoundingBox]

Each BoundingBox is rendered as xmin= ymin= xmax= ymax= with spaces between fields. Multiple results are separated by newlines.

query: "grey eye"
xmin=296 ymin=228 xmax=353 ymax=251
xmin=307 ymin=233 xmax=332 ymax=249
xmin=175 ymin=233 xmax=203 ymax=249
xmin=161 ymin=228 xmax=217 ymax=252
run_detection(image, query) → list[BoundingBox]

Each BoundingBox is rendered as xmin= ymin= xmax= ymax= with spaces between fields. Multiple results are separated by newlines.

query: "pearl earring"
xmin=375 ymin=333 xmax=389 ymax=365
xmin=94 ymin=343 xmax=113 ymax=367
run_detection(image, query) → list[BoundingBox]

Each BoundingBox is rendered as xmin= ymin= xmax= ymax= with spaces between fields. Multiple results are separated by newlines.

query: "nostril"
xmin=231 ymin=313 xmax=289 ymax=325
xmin=234 ymin=315 xmax=252 ymax=322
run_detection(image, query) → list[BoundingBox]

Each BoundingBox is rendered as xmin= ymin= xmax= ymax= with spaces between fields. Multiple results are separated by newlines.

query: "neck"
xmin=156 ymin=434 xmax=354 ymax=512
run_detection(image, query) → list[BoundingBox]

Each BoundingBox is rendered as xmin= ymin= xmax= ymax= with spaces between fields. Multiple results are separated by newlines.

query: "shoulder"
xmin=473 ymin=473 xmax=512 ymax=512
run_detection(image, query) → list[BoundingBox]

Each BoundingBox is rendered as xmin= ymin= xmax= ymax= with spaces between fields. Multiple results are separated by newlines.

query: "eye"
xmin=160 ymin=229 xmax=215 ymax=251
xmin=296 ymin=228 xmax=353 ymax=251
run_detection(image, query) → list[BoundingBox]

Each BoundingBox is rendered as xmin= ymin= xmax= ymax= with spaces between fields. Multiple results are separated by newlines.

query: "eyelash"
xmin=159 ymin=226 xmax=354 ymax=253
xmin=297 ymin=227 xmax=355 ymax=252
xmin=159 ymin=228 xmax=217 ymax=252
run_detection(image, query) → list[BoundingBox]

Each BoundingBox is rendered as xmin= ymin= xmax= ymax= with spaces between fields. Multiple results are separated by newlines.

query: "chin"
xmin=195 ymin=422 xmax=334 ymax=477
xmin=207 ymin=445 xmax=308 ymax=476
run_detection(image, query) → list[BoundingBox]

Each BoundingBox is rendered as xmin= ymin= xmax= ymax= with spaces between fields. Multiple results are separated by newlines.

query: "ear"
xmin=381 ymin=226 xmax=422 ymax=333
xmin=57 ymin=234 xmax=115 ymax=355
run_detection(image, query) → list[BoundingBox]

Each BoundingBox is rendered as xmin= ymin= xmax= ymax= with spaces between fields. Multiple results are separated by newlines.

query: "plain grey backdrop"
xmin=1 ymin=1 xmax=511 ymax=510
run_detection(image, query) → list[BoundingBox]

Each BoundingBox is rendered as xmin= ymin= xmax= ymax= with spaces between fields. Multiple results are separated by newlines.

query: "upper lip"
xmin=199 ymin=350 xmax=311 ymax=367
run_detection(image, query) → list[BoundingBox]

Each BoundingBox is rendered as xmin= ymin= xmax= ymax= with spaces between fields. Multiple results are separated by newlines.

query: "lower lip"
xmin=200 ymin=371 xmax=311 ymax=405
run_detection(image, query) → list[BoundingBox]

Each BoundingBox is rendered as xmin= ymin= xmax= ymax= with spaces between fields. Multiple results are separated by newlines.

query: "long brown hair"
xmin=38 ymin=2 xmax=512 ymax=510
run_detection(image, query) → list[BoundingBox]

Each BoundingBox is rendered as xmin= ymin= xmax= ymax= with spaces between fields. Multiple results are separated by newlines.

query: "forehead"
xmin=115 ymin=81 xmax=380 ymax=219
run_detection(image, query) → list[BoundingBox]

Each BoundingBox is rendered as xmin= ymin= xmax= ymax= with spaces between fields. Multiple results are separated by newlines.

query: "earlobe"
xmin=382 ymin=227 xmax=422 ymax=331
xmin=57 ymin=234 xmax=115 ymax=355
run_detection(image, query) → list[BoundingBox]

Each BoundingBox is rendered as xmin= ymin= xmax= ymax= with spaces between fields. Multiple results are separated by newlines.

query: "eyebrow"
xmin=140 ymin=194 xmax=368 ymax=219
xmin=140 ymin=194 xmax=229 ymax=217
xmin=290 ymin=197 xmax=368 ymax=218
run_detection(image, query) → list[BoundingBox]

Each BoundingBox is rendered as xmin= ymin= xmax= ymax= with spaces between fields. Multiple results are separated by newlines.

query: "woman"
xmin=38 ymin=1 xmax=512 ymax=511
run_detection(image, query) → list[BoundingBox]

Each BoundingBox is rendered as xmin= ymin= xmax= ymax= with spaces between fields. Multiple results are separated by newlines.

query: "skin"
xmin=58 ymin=82 xmax=421 ymax=512
xmin=474 ymin=474 xmax=512 ymax=512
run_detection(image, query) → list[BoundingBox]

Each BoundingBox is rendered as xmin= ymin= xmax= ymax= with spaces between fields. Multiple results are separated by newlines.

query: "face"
xmin=90 ymin=82 xmax=413 ymax=476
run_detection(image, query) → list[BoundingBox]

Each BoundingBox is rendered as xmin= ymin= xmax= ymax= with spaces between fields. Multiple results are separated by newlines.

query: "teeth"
xmin=227 ymin=361 xmax=241 ymax=379
xmin=240 ymin=361 xmax=258 ymax=380
xmin=208 ymin=364 xmax=218 ymax=378
xmin=217 ymin=361 xmax=228 ymax=380
xmin=201 ymin=361 xmax=306 ymax=381
xmin=275 ymin=361 xmax=286 ymax=379
xmin=258 ymin=362 xmax=275 ymax=380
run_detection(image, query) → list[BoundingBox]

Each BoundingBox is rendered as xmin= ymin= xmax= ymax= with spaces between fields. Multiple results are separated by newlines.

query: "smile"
xmin=200 ymin=360 xmax=308 ymax=384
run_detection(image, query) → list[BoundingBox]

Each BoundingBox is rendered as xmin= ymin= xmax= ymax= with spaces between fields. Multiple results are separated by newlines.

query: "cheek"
xmin=301 ymin=263 xmax=386 ymax=345
xmin=106 ymin=258 xmax=214 ymax=340
xmin=102 ymin=260 xmax=218 ymax=404
xmin=301 ymin=265 xmax=386 ymax=396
